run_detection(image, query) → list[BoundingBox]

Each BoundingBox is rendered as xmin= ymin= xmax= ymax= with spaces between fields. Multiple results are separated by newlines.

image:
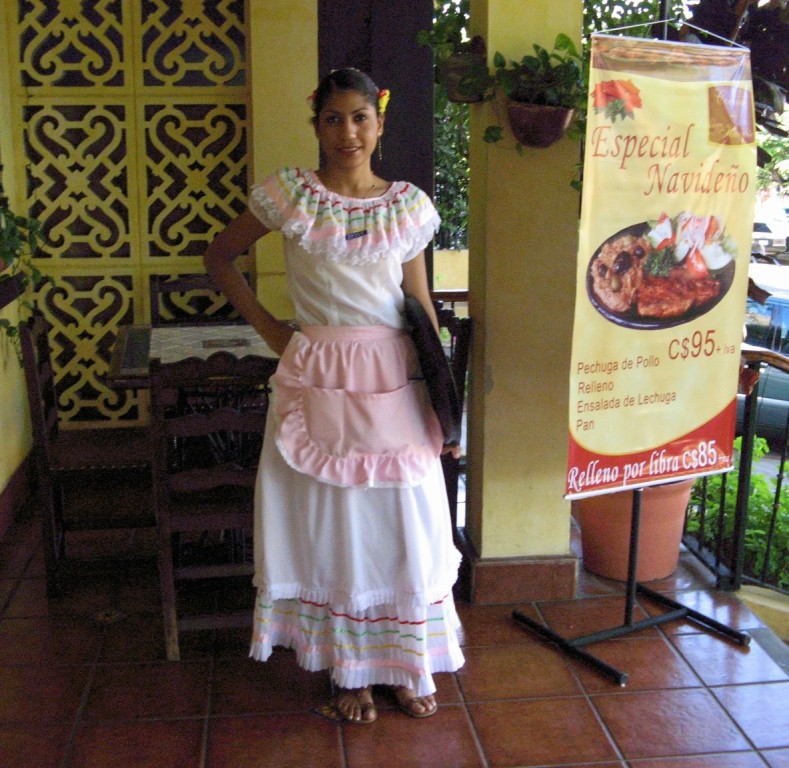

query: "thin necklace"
xmin=316 ymin=171 xmax=381 ymax=199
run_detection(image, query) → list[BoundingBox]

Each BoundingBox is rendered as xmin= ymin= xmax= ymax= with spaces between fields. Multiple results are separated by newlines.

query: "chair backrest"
xmin=20 ymin=311 xmax=60 ymax=459
xmin=434 ymin=303 xmax=472 ymax=406
xmin=149 ymin=351 xmax=277 ymax=504
xmin=150 ymin=350 xmax=276 ymax=659
xmin=432 ymin=303 xmax=472 ymax=539
xmin=149 ymin=272 xmax=251 ymax=327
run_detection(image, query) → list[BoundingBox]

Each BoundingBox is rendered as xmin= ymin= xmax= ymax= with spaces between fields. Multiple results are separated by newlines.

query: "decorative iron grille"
xmin=11 ymin=0 xmax=250 ymax=424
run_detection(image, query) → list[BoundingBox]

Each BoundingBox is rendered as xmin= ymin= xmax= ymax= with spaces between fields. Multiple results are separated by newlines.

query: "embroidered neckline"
xmin=249 ymin=167 xmax=440 ymax=266
xmin=309 ymin=170 xmax=393 ymax=201
xmin=300 ymin=169 xmax=397 ymax=208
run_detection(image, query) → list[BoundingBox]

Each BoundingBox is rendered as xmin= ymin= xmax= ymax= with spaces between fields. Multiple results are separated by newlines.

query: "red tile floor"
xmin=1 ymin=512 xmax=788 ymax=768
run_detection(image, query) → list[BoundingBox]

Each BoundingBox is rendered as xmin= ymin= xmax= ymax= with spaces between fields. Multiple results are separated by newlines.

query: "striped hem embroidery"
xmin=251 ymin=596 xmax=454 ymax=661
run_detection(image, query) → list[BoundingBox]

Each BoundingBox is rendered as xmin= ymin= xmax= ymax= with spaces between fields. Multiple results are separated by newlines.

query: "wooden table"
xmin=107 ymin=324 xmax=279 ymax=388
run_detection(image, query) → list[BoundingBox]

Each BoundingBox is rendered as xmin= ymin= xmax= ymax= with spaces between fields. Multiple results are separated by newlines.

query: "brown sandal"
xmin=316 ymin=687 xmax=377 ymax=724
xmin=393 ymin=686 xmax=438 ymax=719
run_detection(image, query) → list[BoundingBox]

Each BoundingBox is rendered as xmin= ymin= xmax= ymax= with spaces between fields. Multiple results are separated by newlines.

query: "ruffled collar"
xmin=254 ymin=167 xmax=440 ymax=266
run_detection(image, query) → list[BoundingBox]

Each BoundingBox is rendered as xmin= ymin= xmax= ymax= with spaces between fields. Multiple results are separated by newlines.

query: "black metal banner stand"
xmin=523 ymin=14 xmax=755 ymax=687
xmin=512 ymin=488 xmax=752 ymax=686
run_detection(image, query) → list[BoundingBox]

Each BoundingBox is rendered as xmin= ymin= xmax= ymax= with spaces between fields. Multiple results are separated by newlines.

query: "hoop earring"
xmin=377 ymin=136 xmax=383 ymax=161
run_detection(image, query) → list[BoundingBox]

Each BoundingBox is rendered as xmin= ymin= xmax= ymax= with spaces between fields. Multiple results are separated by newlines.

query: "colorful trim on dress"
xmin=247 ymin=167 xmax=441 ymax=266
xmin=249 ymin=594 xmax=465 ymax=696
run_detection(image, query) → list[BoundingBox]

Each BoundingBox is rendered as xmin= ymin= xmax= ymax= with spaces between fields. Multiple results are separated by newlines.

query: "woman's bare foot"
xmin=392 ymin=686 xmax=438 ymax=718
xmin=334 ymin=686 xmax=377 ymax=723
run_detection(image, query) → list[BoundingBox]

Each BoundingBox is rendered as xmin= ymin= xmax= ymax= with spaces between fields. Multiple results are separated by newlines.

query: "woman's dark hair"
xmin=311 ymin=68 xmax=380 ymax=123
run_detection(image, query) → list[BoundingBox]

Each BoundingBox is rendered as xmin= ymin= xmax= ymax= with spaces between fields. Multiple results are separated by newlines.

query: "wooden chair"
xmin=20 ymin=311 xmax=153 ymax=596
xmin=149 ymin=351 xmax=277 ymax=660
xmin=434 ymin=302 xmax=472 ymax=538
xmin=149 ymin=273 xmax=251 ymax=327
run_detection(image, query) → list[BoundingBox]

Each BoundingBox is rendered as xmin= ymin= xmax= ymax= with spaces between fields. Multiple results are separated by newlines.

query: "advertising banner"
xmin=566 ymin=34 xmax=756 ymax=499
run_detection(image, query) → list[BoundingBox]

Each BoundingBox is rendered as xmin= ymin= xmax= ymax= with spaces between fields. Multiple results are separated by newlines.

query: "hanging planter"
xmin=417 ymin=6 xmax=490 ymax=104
xmin=573 ymin=478 xmax=694 ymax=582
xmin=437 ymin=36 xmax=490 ymax=103
xmin=483 ymin=33 xmax=585 ymax=151
xmin=506 ymin=101 xmax=575 ymax=148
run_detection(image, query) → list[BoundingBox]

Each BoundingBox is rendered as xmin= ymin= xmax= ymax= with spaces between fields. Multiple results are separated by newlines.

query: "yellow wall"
xmin=466 ymin=0 xmax=581 ymax=558
xmin=0 ymin=328 xmax=32 ymax=496
xmin=433 ymin=250 xmax=469 ymax=290
xmin=0 ymin=6 xmax=33 ymax=496
xmin=249 ymin=0 xmax=317 ymax=319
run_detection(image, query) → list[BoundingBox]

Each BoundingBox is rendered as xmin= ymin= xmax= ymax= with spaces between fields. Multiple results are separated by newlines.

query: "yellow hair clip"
xmin=378 ymin=89 xmax=391 ymax=115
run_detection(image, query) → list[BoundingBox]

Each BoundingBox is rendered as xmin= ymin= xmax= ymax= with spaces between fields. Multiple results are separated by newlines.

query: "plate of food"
xmin=587 ymin=212 xmax=736 ymax=329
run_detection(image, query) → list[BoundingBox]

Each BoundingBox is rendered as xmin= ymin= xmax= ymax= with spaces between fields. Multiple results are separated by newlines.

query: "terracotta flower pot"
xmin=438 ymin=52 xmax=488 ymax=103
xmin=506 ymin=101 xmax=574 ymax=148
xmin=573 ymin=478 xmax=694 ymax=582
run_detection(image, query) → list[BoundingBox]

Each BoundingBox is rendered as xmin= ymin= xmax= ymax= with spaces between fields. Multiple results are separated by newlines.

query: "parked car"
xmin=736 ymin=362 xmax=789 ymax=446
xmin=752 ymin=221 xmax=787 ymax=256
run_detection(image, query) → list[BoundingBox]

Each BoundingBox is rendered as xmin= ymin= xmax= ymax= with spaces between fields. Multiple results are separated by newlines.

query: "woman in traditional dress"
xmin=204 ymin=67 xmax=464 ymax=724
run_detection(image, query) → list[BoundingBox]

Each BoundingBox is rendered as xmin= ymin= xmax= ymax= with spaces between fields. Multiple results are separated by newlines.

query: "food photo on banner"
xmin=566 ymin=33 xmax=756 ymax=500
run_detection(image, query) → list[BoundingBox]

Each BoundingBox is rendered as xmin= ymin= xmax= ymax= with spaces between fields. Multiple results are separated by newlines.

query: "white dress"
xmin=247 ymin=168 xmax=464 ymax=696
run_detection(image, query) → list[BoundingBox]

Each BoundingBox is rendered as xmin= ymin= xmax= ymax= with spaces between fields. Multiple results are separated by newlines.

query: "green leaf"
xmin=483 ymin=126 xmax=504 ymax=143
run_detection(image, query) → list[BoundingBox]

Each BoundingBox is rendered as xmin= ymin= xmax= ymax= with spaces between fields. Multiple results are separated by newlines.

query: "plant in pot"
xmin=484 ymin=32 xmax=585 ymax=149
xmin=572 ymin=478 xmax=695 ymax=582
xmin=0 ymin=183 xmax=48 ymax=360
xmin=417 ymin=0 xmax=490 ymax=103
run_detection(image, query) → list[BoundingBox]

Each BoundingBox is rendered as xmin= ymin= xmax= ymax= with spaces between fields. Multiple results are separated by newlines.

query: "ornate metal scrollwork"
xmin=14 ymin=0 xmax=249 ymax=424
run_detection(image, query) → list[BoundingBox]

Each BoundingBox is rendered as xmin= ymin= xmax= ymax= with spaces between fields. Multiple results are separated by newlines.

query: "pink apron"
xmin=272 ymin=325 xmax=443 ymax=488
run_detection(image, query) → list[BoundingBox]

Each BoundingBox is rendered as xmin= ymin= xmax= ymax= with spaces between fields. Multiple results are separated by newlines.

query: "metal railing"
xmin=683 ymin=345 xmax=789 ymax=595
